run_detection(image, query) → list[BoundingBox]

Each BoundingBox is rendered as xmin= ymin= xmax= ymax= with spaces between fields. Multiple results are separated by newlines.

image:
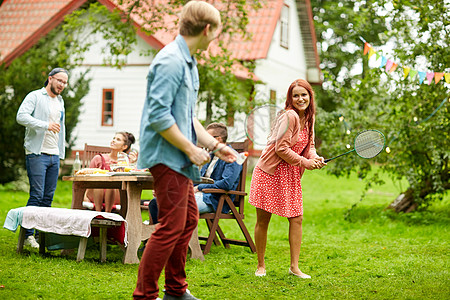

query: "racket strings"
xmin=354 ymin=132 xmax=385 ymax=158
xmin=245 ymin=105 xmax=287 ymax=146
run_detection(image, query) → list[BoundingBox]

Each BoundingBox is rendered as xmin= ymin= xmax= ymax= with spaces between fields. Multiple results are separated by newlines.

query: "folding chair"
xmin=198 ymin=139 xmax=256 ymax=254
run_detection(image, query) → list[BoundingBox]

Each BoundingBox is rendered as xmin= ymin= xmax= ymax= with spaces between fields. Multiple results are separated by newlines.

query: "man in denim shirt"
xmin=16 ymin=67 xmax=68 ymax=249
xmin=134 ymin=2 xmax=236 ymax=300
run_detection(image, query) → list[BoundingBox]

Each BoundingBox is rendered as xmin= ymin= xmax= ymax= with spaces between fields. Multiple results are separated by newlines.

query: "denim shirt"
xmin=196 ymin=145 xmax=243 ymax=213
xmin=16 ymin=87 xmax=66 ymax=159
xmin=138 ymin=35 xmax=200 ymax=181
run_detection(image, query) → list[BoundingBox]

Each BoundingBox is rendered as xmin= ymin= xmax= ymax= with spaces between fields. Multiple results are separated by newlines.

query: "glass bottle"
xmin=73 ymin=151 xmax=81 ymax=175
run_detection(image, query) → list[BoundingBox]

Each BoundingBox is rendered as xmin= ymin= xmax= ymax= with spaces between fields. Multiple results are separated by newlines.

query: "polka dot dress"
xmin=249 ymin=127 xmax=309 ymax=218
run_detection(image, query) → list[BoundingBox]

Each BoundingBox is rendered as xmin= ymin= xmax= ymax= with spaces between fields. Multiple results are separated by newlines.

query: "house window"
xmin=102 ymin=89 xmax=114 ymax=126
xmin=280 ymin=4 xmax=289 ymax=49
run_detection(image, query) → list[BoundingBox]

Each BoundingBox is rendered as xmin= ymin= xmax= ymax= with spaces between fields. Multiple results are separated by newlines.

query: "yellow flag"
xmin=444 ymin=73 xmax=450 ymax=83
xmin=403 ymin=67 xmax=411 ymax=79
xmin=368 ymin=48 xmax=376 ymax=59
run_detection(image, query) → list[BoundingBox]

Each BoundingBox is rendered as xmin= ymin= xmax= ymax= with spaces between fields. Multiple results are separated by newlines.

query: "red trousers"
xmin=133 ymin=164 xmax=198 ymax=299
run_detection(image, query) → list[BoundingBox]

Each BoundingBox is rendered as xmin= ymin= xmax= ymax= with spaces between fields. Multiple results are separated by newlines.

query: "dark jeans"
xmin=133 ymin=164 xmax=198 ymax=299
xmin=25 ymin=153 xmax=60 ymax=237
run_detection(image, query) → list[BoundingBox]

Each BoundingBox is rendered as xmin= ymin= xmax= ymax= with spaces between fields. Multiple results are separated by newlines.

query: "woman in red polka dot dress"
xmin=249 ymin=79 xmax=326 ymax=278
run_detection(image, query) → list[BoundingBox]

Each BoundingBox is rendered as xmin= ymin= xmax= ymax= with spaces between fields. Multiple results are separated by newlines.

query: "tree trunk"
xmin=387 ymin=189 xmax=418 ymax=213
xmin=205 ymin=94 xmax=212 ymax=125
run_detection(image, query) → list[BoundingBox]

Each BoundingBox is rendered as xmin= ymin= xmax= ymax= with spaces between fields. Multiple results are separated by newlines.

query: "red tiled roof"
xmin=0 ymin=0 xmax=86 ymax=65
xmin=225 ymin=0 xmax=283 ymax=60
xmin=104 ymin=0 xmax=283 ymax=61
xmin=0 ymin=0 xmax=310 ymax=69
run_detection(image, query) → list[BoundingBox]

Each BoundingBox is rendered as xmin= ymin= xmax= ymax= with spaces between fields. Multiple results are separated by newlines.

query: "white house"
xmin=0 ymin=0 xmax=321 ymax=155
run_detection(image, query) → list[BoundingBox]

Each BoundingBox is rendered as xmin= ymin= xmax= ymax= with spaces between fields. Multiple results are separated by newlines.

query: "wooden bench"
xmin=17 ymin=218 xmax=124 ymax=262
xmin=14 ymin=206 xmax=126 ymax=263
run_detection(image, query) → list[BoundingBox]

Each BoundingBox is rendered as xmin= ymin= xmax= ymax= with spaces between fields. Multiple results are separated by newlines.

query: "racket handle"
xmin=324 ymin=149 xmax=355 ymax=163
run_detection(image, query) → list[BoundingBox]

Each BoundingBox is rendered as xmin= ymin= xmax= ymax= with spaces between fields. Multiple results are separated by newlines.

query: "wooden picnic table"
xmin=62 ymin=174 xmax=213 ymax=264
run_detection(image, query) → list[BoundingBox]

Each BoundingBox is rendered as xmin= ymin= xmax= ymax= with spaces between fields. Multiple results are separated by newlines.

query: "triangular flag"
xmin=376 ymin=52 xmax=381 ymax=60
xmin=445 ymin=73 xmax=450 ymax=83
xmin=389 ymin=63 xmax=398 ymax=73
xmin=403 ymin=67 xmax=411 ymax=79
xmin=368 ymin=48 xmax=376 ymax=59
xmin=385 ymin=60 xmax=394 ymax=72
xmin=434 ymin=72 xmax=444 ymax=84
xmin=364 ymin=43 xmax=370 ymax=55
xmin=409 ymin=69 xmax=418 ymax=80
xmin=418 ymin=71 xmax=426 ymax=84
xmin=426 ymin=72 xmax=434 ymax=85
xmin=380 ymin=56 xmax=387 ymax=68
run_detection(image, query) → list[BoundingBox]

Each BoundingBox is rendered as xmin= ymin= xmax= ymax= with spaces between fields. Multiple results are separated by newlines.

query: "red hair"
xmin=284 ymin=79 xmax=316 ymax=141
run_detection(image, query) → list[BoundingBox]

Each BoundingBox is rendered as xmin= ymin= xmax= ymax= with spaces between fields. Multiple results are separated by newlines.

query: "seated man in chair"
xmin=147 ymin=122 xmax=242 ymax=224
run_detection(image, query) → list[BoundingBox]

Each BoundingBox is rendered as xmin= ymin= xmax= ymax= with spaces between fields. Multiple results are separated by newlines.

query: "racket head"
xmin=353 ymin=129 xmax=386 ymax=159
xmin=244 ymin=104 xmax=289 ymax=146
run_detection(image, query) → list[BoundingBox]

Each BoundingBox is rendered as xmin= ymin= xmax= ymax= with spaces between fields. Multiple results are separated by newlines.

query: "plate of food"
xmin=75 ymin=168 xmax=109 ymax=176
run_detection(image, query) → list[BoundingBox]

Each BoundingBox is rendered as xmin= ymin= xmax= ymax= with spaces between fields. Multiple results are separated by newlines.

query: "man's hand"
xmin=48 ymin=122 xmax=61 ymax=133
xmin=214 ymin=144 xmax=237 ymax=163
xmin=188 ymin=146 xmax=211 ymax=166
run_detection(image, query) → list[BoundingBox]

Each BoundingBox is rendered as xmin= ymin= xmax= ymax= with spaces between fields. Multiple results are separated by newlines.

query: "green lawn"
xmin=0 ymin=169 xmax=448 ymax=299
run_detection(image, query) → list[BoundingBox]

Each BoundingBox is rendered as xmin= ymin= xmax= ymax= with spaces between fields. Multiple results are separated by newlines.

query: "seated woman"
xmin=84 ymin=131 xmax=137 ymax=212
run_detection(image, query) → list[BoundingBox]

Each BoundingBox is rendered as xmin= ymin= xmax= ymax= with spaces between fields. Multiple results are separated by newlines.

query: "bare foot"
xmin=255 ymin=267 xmax=266 ymax=277
xmin=289 ymin=268 xmax=311 ymax=279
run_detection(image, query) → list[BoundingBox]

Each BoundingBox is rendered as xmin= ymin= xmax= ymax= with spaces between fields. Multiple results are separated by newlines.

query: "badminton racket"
xmin=244 ymin=104 xmax=289 ymax=146
xmin=325 ymin=129 xmax=385 ymax=163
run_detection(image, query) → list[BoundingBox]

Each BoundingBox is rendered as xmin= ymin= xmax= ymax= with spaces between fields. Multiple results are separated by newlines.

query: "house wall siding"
xmin=70 ymin=0 xmax=311 ymax=154
xmin=254 ymin=0 xmax=307 ymax=104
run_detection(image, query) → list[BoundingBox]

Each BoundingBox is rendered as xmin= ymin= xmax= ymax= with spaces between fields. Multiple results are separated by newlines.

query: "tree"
xmin=311 ymin=0 xmax=449 ymax=212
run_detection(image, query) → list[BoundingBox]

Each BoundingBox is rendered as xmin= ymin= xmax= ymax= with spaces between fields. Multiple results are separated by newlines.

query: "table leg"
xmin=77 ymin=237 xmax=88 ymax=262
xmin=99 ymin=227 xmax=107 ymax=262
xmin=123 ymin=182 xmax=143 ymax=264
xmin=189 ymin=226 xmax=205 ymax=261
xmin=39 ymin=231 xmax=46 ymax=255
xmin=71 ymin=182 xmax=86 ymax=210
xmin=17 ymin=226 xmax=26 ymax=253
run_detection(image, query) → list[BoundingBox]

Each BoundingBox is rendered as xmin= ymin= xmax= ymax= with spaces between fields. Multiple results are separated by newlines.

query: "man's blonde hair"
xmin=179 ymin=1 xmax=221 ymax=36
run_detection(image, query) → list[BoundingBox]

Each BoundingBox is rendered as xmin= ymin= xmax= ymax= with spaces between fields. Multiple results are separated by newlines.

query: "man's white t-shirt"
xmin=40 ymin=96 xmax=62 ymax=155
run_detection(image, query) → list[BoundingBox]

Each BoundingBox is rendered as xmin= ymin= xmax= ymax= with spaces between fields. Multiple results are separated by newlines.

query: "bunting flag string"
xmin=359 ymin=36 xmax=450 ymax=86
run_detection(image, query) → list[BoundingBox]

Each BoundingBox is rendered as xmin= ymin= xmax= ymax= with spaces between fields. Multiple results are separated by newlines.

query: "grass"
xmin=0 ymin=169 xmax=449 ymax=299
